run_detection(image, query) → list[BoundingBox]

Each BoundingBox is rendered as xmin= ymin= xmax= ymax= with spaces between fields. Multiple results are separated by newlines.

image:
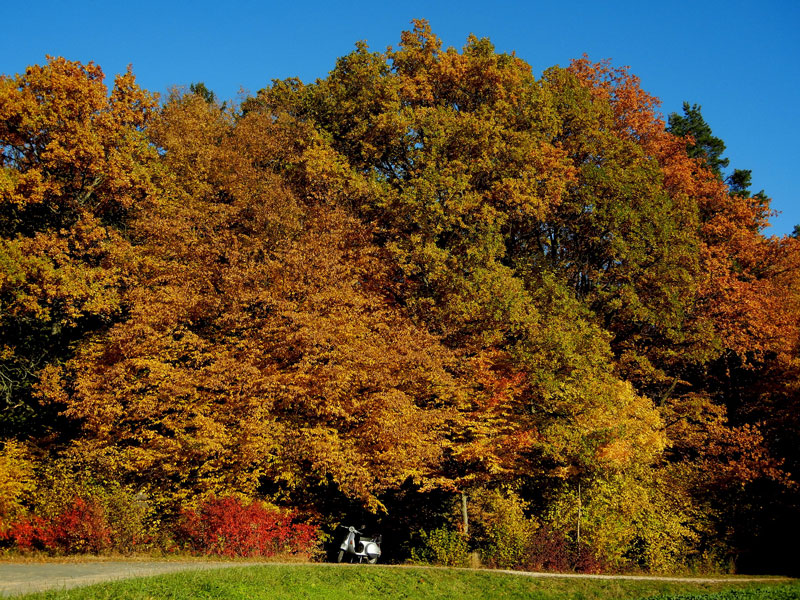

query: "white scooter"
xmin=337 ymin=525 xmax=382 ymax=563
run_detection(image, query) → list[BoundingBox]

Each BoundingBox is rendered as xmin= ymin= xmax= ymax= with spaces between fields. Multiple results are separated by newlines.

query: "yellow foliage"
xmin=0 ymin=440 xmax=35 ymax=522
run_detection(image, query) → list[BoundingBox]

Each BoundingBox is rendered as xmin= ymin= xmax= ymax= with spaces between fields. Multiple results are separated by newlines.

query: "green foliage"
xmin=188 ymin=82 xmax=217 ymax=105
xmin=410 ymin=527 xmax=470 ymax=567
xmin=469 ymin=488 xmax=536 ymax=569
xmin=667 ymin=102 xmax=729 ymax=176
xmin=544 ymin=468 xmax=701 ymax=573
xmin=727 ymin=169 xmax=753 ymax=196
xmin=98 ymin=487 xmax=154 ymax=554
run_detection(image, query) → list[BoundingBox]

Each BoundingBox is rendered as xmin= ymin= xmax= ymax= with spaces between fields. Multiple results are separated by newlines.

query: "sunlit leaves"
xmin=0 ymin=57 xmax=156 ymax=435
xmin=3 ymin=24 xmax=798 ymax=571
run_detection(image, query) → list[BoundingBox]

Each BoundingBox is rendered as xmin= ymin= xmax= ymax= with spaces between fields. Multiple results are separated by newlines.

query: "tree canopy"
xmin=1 ymin=24 xmax=798 ymax=574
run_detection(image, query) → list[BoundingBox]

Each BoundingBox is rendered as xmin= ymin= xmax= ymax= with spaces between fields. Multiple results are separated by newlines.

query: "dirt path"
xmin=0 ymin=560 xmax=263 ymax=597
xmin=0 ymin=560 xmax=791 ymax=597
xmin=468 ymin=566 xmax=789 ymax=585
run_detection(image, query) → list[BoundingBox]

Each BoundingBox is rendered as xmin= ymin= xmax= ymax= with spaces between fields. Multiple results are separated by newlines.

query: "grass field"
xmin=14 ymin=564 xmax=800 ymax=600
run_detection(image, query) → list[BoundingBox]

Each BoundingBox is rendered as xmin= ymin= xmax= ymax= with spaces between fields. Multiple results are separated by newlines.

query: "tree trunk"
xmin=576 ymin=482 xmax=582 ymax=563
xmin=461 ymin=491 xmax=469 ymax=537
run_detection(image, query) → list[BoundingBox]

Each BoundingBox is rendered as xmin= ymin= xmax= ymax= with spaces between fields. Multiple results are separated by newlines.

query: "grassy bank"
xmin=15 ymin=564 xmax=800 ymax=600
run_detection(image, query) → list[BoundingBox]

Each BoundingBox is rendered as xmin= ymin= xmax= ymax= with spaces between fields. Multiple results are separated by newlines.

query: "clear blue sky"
xmin=4 ymin=0 xmax=798 ymax=234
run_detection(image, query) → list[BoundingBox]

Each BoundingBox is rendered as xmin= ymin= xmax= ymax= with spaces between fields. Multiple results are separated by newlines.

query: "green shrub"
xmin=467 ymin=487 xmax=603 ymax=572
xmin=467 ymin=488 xmax=542 ymax=570
xmin=475 ymin=489 xmax=534 ymax=569
xmin=100 ymin=487 xmax=154 ymax=553
xmin=545 ymin=471 xmax=701 ymax=573
xmin=410 ymin=527 xmax=469 ymax=567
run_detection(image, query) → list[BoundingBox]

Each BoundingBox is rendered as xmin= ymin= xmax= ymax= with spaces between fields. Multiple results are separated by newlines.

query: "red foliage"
xmin=8 ymin=517 xmax=50 ymax=552
xmin=175 ymin=496 xmax=318 ymax=558
xmin=512 ymin=524 xmax=613 ymax=574
xmin=7 ymin=498 xmax=111 ymax=554
xmin=573 ymin=546 xmax=614 ymax=575
xmin=522 ymin=524 xmax=572 ymax=572
xmin=51 ymin=498 xmax=112 ymax=553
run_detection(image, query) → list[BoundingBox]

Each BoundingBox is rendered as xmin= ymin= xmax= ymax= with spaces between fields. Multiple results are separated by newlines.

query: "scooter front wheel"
xmin=337 ymin=550 xmax=345 ymax=563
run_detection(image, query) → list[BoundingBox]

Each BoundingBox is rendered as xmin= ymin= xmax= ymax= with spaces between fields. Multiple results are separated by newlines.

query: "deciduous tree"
xmin=0 ymin=57 xmax=156 ymax=436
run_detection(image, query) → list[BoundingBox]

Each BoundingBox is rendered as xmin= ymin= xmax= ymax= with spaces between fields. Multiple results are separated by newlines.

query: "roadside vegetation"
xmin=12 ymin=565 xmax=800 ymax=600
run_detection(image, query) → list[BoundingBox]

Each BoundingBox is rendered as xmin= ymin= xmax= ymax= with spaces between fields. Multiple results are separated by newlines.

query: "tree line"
xmin=1 ymin=21 xmax=798 ymax=573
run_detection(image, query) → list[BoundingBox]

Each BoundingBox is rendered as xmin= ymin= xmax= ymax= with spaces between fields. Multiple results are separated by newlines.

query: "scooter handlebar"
xmin=340 ymin=525 xmax=362 ymax=534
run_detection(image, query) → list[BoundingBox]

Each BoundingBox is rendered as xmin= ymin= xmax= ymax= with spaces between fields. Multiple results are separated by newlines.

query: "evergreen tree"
xmin=667 ymin=102 xmax=729 ymax=176
xmin=189 ymin=81 xmax=217 ymax=104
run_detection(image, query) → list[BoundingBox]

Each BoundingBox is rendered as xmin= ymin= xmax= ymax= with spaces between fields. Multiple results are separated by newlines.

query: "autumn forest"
xmin=1 ymin=22 xmax=798 ymax=574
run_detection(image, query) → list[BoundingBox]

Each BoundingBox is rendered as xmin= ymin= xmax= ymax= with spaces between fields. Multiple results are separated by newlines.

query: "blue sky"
xmin=4 ymin=0 xmax=798 ymax=234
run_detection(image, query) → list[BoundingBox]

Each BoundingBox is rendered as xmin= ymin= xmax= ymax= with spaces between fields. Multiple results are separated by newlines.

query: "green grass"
xmin=643 ymin=588 xmax=800 ymax=600
xmin=17 ymin=564 xmax=800 ymax=600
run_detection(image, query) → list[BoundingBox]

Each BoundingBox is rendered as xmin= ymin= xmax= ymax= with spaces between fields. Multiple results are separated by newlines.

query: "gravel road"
xmin=0 ymin=560 xmax=263 ymax=597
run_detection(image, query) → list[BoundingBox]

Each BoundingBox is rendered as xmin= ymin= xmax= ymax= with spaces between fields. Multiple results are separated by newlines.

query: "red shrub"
xmin=523 ymin=523 xmax=573 ymax=572
xmin=8 ymin=498 xmax=111 ymax=554
xmin=176 ymin=496 xmax=318 ymax=558
xmin=50 ymin=498 xmax=111 ymax=553
xmin=0 ymin=517 xmax=9 ymax=545
xmin=8 ymin=517 xmax=49 ymax=551
xmin=574 ymin=545 xmax=615 ymax=574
